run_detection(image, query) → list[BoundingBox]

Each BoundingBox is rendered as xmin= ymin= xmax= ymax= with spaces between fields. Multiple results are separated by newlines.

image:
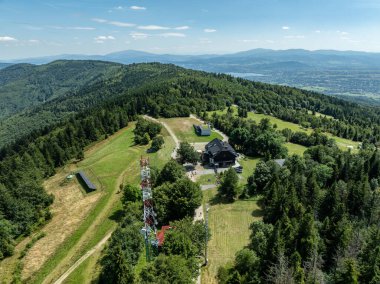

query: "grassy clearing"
xmin=285 ymin=142 xmax=308 ymax=156
xmin=197 ymin=173 xmax=217 ymax=185
xmin=27 ymin=124 xmax=175 ymax=284
xmin=161 ymin=117 xmax=223 ymax=143
xmin=201 ymin=189 xmax=263 ymax=284
xmin=239 ymin=156 xmax=260 ymax=184
xmin=247 ymin=112 xmax=313 ymax=134
xmin=209 ymin=106 xmax=360 ymax=152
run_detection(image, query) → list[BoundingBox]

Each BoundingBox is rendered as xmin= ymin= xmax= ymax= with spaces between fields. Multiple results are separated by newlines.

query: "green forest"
xmin=1 ymin=61 xmax=380 ymax=282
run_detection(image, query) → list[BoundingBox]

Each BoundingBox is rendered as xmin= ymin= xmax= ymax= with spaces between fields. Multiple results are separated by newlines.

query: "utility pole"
xmin=205 ymin=204 xmax=209 ymax=266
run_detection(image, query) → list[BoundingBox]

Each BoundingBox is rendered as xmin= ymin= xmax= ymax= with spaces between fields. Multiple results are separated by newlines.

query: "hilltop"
xmin=2 ymin=49 xmax=380 ymax=104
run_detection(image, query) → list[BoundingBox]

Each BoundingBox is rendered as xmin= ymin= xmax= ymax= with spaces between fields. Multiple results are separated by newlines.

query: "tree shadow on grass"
xmin=252 ymin=208 xmax=264 ymax=218
xmin=209 ymin=192 xmax=235 ymax=205
xmin=108 ymin=209 xmax=124 ymax=222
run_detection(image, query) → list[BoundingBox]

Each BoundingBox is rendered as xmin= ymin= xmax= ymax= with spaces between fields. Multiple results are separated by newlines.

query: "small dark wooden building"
xmin=203 ymin=138 xmax=238 ymax=167
xmin=193 ymin=124 xmax=211 ymax=136
xmin=76 ymin=171 xmax=97 ymax=192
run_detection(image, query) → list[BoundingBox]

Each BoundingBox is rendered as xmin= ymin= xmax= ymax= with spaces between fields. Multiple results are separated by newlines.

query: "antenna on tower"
xmin=140 ymin=156 xmax=158 ymax=261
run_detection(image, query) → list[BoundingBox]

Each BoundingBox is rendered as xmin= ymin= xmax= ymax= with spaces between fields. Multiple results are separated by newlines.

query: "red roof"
xmin=157 ymin=225 xmax=173 ymax=246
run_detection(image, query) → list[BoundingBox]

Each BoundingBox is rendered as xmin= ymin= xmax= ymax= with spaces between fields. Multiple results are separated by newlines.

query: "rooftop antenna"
xmin=140 ymin=156 xmax=158 ymax=261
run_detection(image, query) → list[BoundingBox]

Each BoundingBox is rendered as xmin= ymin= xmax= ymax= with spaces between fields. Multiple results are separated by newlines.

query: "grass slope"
xmin=161 ymin=117 xmax=223 ymax=143
xmin=209 ymin=106 xmax=360 ymax=152
xmin=201 ymin=189 xmax=263 ymax=284
xmin=26 ymin=124 xmax=174 ymax=284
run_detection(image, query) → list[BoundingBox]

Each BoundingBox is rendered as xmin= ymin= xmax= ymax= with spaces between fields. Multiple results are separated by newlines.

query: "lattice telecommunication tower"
xmin=140 ymin=157 xmax=158 ymax=261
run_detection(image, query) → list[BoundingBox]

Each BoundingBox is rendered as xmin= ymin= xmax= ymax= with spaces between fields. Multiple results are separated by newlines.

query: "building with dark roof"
xmin=193 ymin=124 xmax=211 ymax=136
xmin=203 ymin=138 xmax=238 ymax=167
xmin=76 ymin=171 xmax=97 ymax=192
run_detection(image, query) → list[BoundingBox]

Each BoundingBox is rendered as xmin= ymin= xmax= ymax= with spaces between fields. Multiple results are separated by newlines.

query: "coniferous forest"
xmin=0 ymin=61 xmax=380 ymax=282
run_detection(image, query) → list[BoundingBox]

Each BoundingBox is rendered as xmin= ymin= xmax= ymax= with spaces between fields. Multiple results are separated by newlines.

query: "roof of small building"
xmin=194 ymin=124 xmax=211 ymax=136
xmin=205 ymin=138 xmax=238 ymax=157
xmin=77 ymin=171 xmax=97 ymax=190
xmin=157 ymin=225 xmax=174 ymax=246
xmin=274 ymin=159 xmax=286 ymax=167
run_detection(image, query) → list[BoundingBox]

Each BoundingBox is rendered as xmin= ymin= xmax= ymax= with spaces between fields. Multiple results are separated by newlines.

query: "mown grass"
xmin=247 ymin=112 xmax=313 ymax=134
xmin=201 ymin=189 xmax=263 ymax=284
xmin=285 ymin=142 xmax=308 ymax=156
xmin=239 ymin=156 xmax=260 ymax=184
xmin=161 ymin=117 xmax=223 ymax=143
xmin=197 ymin=173 xmax=217 ymax=185
xmin=30 ymin=124 xmax=175 ymax=284
xmin=209 ymin=106 xmax=360 ymax=152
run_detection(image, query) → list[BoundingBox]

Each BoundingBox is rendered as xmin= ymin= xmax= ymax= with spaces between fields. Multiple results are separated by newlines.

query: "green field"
xmin=285 ymin=142 xmax=308 ymax=156
xmin=161 ymin=117 xmax=223 ymax=142
xmin=201 ymin=189 xmax=262 ymax=284
xmin=197 ymin=173 xmax=217 ymax=185
xmin=29 ymin=124 xmax=175 ymax=284
xmin=247 ymin=112 xmax=313 ymax=134
xmin=239 ymin=156 xmax=260 ymax=183
xmin=209 ymin=106 xmax=360 ymax=152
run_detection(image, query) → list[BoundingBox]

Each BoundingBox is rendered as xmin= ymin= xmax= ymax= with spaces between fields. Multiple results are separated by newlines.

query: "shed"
xmin=193 ymin=124 xmax=211 ymax=136
xmin=76 ymin=171 xmax=97 ymax=192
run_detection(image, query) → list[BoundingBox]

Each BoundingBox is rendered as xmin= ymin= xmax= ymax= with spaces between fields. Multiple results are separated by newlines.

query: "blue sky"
xmin=1 ymin=0 xmax=380 ymax=59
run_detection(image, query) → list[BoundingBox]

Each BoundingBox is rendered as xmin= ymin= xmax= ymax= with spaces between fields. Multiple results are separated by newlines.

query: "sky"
xmin=1 ymin=0 xmax=380 ymax=60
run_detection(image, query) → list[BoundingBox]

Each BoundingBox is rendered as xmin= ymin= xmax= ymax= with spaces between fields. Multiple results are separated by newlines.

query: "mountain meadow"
xmin=0 ymin=61 xmax=380 ymax=283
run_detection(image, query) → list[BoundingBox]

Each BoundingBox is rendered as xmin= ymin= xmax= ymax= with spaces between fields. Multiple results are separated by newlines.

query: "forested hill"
xmin=1 ymin=61 xmax=380 ymax=149
xmin=0 ymin=60 xmax=124 ymax=120
xmin=2 ymin=61 xmax=380 ymax=264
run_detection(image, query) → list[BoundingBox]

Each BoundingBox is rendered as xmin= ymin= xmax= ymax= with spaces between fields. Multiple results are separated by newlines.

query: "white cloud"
xmin=282 ymin=26 xmax=290 ymax=30
xmin=130 ymin=6 xmax=146 ymax=10
xmin=138 ymin=25 xmax=170 ymax=30
xmin=175 ymin=26 xmax=190 ymax=30
xmin=204 ymin=28 xmax=216 ymax=33
xmin=315 ymin=30 xmax=321 ymax=33
xmin=115 ymin=6 xmax=124 ymax=10
xmin=199 ymin=38 xmax=212 ymax=44
xmin=70 ymin=26 xmax=95 ymax=30
xmin=130 ymin=31 xmax=149 ymax=40
xmin=159 ymin=33 xmax=186 ymax=38
xmin=94 ymin=35 xmax=115 ymax=43
xmin=239 ymin=39 xmax=259 ymax=43
xmin=28 ymin=39 xmax=39 ymax=43
xmin=0 ymin=36 xmax=17 ymax=42
xmin=284 ymin=35 xmax=305 ymax=39
xmin=109 ymin=21 xmax=135 ymax=27
xmin=92 ymin=18 xmax=107 ymax=23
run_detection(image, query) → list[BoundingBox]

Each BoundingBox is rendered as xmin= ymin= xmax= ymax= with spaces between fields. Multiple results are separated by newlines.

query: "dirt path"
xmin=48 ymin=170 xmax=126 ymax=284
xmin=52 ymin=232 xmax=112 ymax=284
xmin=143 ymin=115 xmax=180 ymax=158
xmin=50 ymin=120 xmax=178 ymax=284
xmin=190 ymin=114 xmax=229 ymax=142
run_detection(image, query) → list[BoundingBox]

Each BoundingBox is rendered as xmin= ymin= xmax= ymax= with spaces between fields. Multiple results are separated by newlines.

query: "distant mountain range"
xmin=1 ymin=49 xmax=380 ymax=104
xmin=2 ymin=48 xmax=380 ymax=68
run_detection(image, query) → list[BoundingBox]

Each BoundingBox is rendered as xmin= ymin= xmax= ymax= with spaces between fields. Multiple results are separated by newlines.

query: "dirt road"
xmin=52 ymin=232 xmax=112 ymax=284
xmin=143 ymin=115 xmax=180 ymax=159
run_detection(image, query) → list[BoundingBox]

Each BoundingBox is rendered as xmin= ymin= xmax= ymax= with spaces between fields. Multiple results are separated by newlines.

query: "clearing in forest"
xmin=160 ymin=117 xmax=223 ymax=143
xmin=10 ymin=123 xmax=175 ymax=284
xmin=201 ymin=188 xmax=263 ymax=284
xmin=209 ymin=106 xmax=360 ymax=152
